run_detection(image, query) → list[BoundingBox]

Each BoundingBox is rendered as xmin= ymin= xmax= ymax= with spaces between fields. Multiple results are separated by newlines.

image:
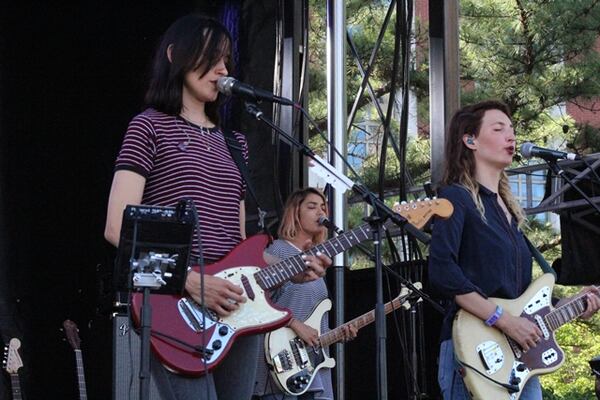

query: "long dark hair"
xmin=144 ymin=14 xmax=233 ymax=124
xmin=444 ymin=100 xmax=526 ymax=226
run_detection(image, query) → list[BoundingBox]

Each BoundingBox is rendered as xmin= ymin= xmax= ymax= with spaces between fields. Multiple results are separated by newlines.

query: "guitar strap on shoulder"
xmin=523 ymin=235 xmax=557 ymax=278
xmin=222 ymin=128 xmax=268 ymax=233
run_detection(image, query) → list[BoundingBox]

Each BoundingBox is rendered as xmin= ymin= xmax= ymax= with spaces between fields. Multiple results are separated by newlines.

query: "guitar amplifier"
xmin=112 ymin=313 xmax=164 ymax=400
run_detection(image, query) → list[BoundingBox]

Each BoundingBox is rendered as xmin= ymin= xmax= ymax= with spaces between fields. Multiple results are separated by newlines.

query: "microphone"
xmin=217 ymin=77 xmax=295 ymax=106
xmin=520 ymin=142 xmax=580 ymax=161
xmin=318 ymin=216 xmax=343 ymax=235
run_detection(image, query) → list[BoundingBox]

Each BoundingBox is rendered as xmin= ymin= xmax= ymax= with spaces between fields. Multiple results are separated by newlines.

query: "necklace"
xmin=176 ymin=117 xmax=211 ymax=152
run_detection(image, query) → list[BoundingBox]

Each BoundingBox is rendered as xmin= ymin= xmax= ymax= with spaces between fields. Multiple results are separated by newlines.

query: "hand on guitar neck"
xmin=556 ymin=286 xmax=600 ymax=320
xmin=287 ymin=317 xmax=357 ymax=347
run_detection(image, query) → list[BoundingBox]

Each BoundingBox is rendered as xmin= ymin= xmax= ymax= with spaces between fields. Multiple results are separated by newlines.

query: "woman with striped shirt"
xmin=104 ymin=15 xmax=330 ymax=400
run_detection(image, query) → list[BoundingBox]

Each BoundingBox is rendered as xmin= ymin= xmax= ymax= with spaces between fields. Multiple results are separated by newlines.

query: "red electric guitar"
xmin=131 ymin=198 xmax=453 ymax=376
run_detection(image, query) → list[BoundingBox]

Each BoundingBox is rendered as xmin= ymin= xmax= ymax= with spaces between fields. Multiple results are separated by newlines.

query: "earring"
xmin=466 ymin=137 xmax=474 ymax=145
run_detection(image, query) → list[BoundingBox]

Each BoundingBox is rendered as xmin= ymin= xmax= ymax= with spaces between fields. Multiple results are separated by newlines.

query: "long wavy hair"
xmin=278 ymin=188 xmax=328 ymax=246
xmin=144 ymin=14 xmax=233 ymax=124
xmin=443 ymin=100 xmax=526 ymax=226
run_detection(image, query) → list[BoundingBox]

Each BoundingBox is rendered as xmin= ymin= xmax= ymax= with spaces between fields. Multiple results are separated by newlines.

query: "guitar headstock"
xmin=3 ymin=338 xmax=23 ymax=374
xmin=392 ymin=198 xmax=453 ymax=229
xmin=63 ymin=319 xmax=81 ymax=351
xmin=393 ymin=282 xmax=423 ymax=310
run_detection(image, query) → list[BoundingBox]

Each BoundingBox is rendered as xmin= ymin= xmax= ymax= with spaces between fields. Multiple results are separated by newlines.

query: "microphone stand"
xmin=243 ymin=101 xmax=430 ymax=400
xmin=546 ymin=158 xmax=600 ymax=215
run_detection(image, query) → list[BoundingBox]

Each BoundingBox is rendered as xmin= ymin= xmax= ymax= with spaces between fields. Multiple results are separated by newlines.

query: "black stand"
xmin=547 ymin=158 xmax=600 ymax=215
xmin=243 ymin=101 xmax=431 ymax=400
xmin=114 ymin=202 xmax=195 ymax=400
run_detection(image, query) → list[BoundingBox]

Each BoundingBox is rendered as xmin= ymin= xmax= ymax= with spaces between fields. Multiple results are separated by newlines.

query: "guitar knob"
xmin=212 ymin=340 xmax=222 ymax=350
xmin=218 ymin=326 xmax=229 ymax=336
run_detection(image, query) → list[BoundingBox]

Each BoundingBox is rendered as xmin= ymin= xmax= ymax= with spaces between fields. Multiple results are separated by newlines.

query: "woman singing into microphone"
xmin=253 ymin=187 xmax=356 ymax=400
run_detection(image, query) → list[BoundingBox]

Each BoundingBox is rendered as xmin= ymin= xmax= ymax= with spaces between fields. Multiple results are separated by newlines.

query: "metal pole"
xmin=429 ymin=0 xmax=460 ymax=186
xmin=326 ymin=1 xmax=347 ymax=399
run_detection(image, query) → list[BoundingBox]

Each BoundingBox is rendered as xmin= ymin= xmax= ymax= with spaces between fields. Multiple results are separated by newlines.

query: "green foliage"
xmin=460 ymin=0 xmax=600 ymax=148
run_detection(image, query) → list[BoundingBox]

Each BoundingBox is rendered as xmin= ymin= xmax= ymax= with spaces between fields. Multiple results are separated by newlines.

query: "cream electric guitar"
xmin=3 ymin=338 xmax=24 ymax=400
xmin=265 ymin=284 xmax=422 ymax=395
xmin=453 ymin=273 xmax=595 ymax=400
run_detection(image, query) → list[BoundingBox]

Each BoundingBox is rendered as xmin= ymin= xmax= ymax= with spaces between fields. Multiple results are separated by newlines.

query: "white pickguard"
xmin=215 ymin=266 xmax=289 ymax=329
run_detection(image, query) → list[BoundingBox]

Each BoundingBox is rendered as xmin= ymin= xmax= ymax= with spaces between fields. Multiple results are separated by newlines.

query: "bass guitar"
xmin=453 ymin=273 xmax=594 ymax=400
xmin=131 ymin=198 xmax=453 ymax=376
xmin=265 ymin=283 xmax=421 ymax=395
xmin=63 ymin=320 xmax=88 ymax=400
xmin=3 ymin=338 xmax=23 ymax=400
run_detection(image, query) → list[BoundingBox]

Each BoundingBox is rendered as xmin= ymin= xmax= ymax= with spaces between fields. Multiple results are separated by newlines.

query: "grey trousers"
xmin=153 ymin=334 xmax=261 ymax=400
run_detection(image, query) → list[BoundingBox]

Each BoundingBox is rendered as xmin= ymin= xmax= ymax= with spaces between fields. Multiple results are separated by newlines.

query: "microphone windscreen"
xmin=217 ymin=76 xmax=235 ymax=95
xmin=520 ymin=142 xmax=534 ymax=158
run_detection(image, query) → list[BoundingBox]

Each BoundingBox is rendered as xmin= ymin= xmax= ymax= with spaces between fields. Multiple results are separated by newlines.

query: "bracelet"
xmin=484 ymin=305 xmax=503 ymax=327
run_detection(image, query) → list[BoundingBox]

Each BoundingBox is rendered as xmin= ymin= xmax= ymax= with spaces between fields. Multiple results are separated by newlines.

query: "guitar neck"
xmin=255 ymin=223 xmax=373 ymax=290
xmin=10 ymin=373 xmax=22 ymax=400
xmin=319 ymin=294 xmax=408 ymax=347
xmin=74 ymin=349 xmax=88 ymax=400
xmin=545 ymin=286 xmax=599 ymax=331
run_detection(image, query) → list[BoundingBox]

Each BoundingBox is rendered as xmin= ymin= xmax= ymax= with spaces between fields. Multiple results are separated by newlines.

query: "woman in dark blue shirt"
xmin=428 ymin=100 xmax=600 ymax=400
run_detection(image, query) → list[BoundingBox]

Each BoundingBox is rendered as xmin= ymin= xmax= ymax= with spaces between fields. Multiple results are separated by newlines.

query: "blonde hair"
xmin=278 ymin=188 xmax=328 ymax=245
xmin=444 ymin=100 xmax=527 ymax=227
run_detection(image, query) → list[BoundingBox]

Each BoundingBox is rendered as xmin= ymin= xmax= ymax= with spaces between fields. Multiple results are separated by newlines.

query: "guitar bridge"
xmin=178 ymin=297 xmax=217 ymax=332
xmin=272 ymin=349 xmax=293 ymax=373
xmin=475 ymin=340 xmax=504 ymax=374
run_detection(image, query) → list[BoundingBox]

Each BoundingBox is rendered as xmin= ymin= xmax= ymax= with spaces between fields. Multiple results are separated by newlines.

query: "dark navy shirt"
xmin=428 ymin=184 xmax=532 ymax=341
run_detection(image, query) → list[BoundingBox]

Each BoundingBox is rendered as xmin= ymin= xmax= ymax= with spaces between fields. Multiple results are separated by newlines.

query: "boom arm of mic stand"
xmin=547 ymin=158 xmax=600 ymax=215
xmin=244 ymin=102 xmax=430 ymax=244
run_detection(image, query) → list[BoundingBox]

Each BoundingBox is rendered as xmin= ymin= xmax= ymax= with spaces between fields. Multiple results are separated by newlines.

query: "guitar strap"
xmin=222 ymin=128 xmax=268 ymax=234
xmin=523 ymin=235 xmax=557 ymax=278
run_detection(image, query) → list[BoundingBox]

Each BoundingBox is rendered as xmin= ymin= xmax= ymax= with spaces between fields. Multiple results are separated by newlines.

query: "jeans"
xmin=438 ymin=339 xmax=542 ymax=400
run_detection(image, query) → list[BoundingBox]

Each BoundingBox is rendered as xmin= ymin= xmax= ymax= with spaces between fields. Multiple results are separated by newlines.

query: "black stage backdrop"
xmin=0 ymin=1 xmax=283 ymax=398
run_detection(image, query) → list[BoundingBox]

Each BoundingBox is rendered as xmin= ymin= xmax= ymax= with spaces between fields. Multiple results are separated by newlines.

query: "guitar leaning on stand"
xmin=130 ymin=198 xmax=453 ymax=376
xmin=453 ymin=273 xmax=597 ymax=400
xmin=62 ymin=320 xmax=88 ymax=400
xmin=265 ymin=283 xmax=422 ymax=396
xmin=3 ymin=338 xmax=23 ymax=400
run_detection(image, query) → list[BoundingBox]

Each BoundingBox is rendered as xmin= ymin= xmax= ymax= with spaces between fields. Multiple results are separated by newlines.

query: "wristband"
xmin=484 ymin=305 xmax=503 ymax=327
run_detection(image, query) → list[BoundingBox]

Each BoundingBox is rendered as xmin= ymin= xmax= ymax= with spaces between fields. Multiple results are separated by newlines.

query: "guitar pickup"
xmin=290 ymin=338 xmax=310 ymax=368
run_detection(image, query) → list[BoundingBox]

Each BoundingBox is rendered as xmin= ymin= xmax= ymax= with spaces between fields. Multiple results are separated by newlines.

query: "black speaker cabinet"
xmin=112 ymin=314 xmax=163 ymax=400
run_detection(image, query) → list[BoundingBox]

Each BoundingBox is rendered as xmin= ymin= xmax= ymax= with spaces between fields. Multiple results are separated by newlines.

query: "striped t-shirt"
xmin=115 ymin=108 xmax=248 ymax=263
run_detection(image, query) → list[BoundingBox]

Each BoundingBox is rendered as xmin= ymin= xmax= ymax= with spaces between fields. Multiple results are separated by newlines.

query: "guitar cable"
xmin=455 ymin=358 xmax=520 ymax=394
xmin=186 ymin=198 xmax=213 ymax=399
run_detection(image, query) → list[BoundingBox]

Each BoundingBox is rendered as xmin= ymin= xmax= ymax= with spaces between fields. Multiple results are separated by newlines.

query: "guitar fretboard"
xmin=544 ymin=287 xmax=598 ymax=331
xmin=254 ymin=223 xmax=375 ymax=290
xmin=10 ymin=373 xmax=22 ymax=400
xmin=75 ymin=349 xmax=88 ymax=400
xmin=319 ymin=292 xmax=409 ymax=347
